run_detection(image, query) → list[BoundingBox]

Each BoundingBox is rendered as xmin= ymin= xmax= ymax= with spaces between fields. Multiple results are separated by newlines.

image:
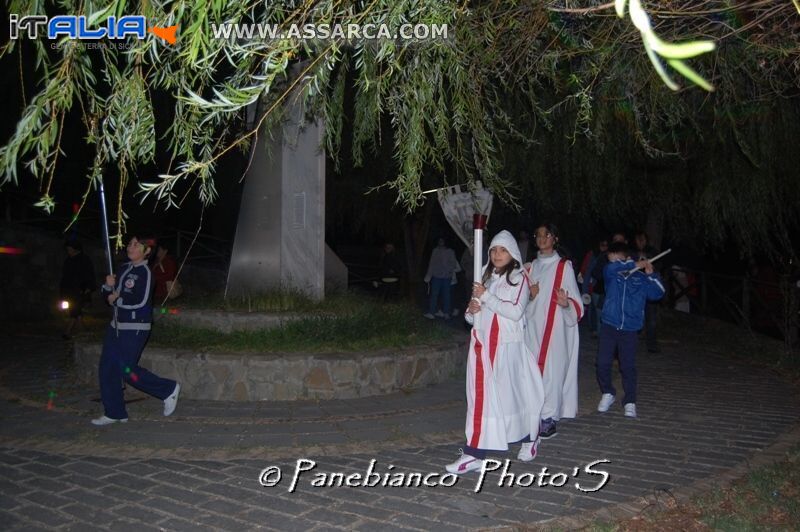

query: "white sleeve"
xmin=464 ymin=311 xmax=475 ymax=325
xmin=479 ymin=277 xmax=529 ymax=322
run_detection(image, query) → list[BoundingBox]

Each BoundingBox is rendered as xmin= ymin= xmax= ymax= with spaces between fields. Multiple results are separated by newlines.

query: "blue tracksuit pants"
xmin=99 ymin=326 xmax=177 ymax=419
xmin=596 ymin=322 xmax=638 ymax=405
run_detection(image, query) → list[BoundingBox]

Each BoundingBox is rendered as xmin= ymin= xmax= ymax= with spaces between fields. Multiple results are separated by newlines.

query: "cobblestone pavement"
xmin=0 ymin=326 xmax=798 ymax=531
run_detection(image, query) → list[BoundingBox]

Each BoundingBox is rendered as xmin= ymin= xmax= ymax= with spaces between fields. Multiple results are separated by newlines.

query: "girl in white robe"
xmin=446 ymin=230 xmax=545 ymax=475
xmin=524 ymin=223 xmax=583 ymax=439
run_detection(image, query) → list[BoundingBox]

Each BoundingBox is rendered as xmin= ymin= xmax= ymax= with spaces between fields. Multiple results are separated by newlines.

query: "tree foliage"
xmin=1 ymin=0 xmax=799 ymax=256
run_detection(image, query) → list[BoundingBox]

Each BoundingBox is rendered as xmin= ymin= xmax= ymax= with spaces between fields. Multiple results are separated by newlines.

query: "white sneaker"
xmin=435 ymin=311 xmax=447 ymax=318
xmin=91 ymin=415 xmax=128 ymax=426
xmin=517 ymin=439 xmax=540 ymax=462
xmin=597 ymin=393 xmax=615 ymax=412
xmin=163 ymin=383 xmax=181 ymax=416
xmin=451 ymin=308 xmax=461 ymax=317
xmin=423 ymin=313 xmax=436 ymax=320
xmin=445 ymin=450 xmax=483 ymax=475
xmin=624 ymin=403 xmax=637 ymax=418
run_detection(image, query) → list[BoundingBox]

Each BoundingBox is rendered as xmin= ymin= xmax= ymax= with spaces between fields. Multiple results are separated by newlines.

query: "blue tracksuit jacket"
xmin=101 ymin=261 xmax=153 ymax=330
xmin=600 ymin=259 xmax=665 ymax=331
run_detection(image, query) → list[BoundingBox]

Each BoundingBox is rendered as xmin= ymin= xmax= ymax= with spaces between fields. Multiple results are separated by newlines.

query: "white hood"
xmin=484 ymin=230 xmax=523 ymax=274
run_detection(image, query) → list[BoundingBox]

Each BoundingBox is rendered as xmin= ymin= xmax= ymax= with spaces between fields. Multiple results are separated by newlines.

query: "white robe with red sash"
xmin=524 ymin=252 xmax=583 ymax=421
xmin=463 ymin=231 xmax=545 ymax=451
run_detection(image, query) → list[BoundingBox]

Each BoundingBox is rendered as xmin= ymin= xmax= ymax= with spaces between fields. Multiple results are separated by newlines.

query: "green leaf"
xmin=649 ymin=35 xmax=716 ymax=60
xmin=34 ymin=194 xmax=56 ymax=214
xmin=644 ymin=41 xmax=679 ymax=91
xmin=615 ymin=0 xmax=628 ymax=18
xmin=667 ymin=59 xmax=715 ymax=92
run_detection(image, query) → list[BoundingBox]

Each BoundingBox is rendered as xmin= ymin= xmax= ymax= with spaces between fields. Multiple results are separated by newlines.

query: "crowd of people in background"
xmin=414 ymin=228 xmax=666 ymax=350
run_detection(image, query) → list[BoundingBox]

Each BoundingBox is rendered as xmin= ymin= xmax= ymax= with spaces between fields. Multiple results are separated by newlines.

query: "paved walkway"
xmin=0 ymin=321 xmax=798 ymax=531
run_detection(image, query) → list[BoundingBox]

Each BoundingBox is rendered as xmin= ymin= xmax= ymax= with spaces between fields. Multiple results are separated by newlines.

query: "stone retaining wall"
xmin=74 ymin=341 xmax=466 ymax=401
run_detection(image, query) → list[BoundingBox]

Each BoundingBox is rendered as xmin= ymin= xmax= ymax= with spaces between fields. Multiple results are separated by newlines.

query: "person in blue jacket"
xmin=91 ymin=234 xmax=181 ymax=426
xmin=596 ymin=241 xmax=665 ymax=419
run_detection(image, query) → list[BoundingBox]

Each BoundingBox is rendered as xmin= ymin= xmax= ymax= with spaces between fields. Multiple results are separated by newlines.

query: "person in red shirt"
xmin=151 ymin=241 xmax=178 ymax=302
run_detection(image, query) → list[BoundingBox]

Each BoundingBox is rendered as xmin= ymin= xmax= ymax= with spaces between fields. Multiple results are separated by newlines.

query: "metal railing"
xmin=168 ymin=230 xmax=230 ymax=269
xmin=667 ymin=266 xmax=799 ymax=352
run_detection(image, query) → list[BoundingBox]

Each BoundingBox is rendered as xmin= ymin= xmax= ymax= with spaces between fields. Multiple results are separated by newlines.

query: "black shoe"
xmin=61 ymin=334 xmax=72 ymax=341
xmin=539 ymin=418 xmax=557 ymax=439
xmin=647 ymin=346 xmax=660 ymax=353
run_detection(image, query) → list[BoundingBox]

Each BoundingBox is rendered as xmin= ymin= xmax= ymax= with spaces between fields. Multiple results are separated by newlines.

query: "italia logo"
xmin=9 ymin=15 xmax=177 ymax=45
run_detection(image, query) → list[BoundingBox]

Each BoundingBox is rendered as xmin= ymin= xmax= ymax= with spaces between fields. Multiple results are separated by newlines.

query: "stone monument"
xmin=226 ymin=84 xmax=347 ymax=300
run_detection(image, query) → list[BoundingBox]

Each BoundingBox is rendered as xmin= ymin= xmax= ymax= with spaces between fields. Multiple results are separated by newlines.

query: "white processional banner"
xmin=436 ymin=182 xmax=493 ymax=289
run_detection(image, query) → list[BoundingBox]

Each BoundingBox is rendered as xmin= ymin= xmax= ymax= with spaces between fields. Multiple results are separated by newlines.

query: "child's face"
xmin=127 ymin=238 xmax=150 ymax=262
xmin=490 ymin=246 xmax=512 ymax=269
xmin=534 ymin=227 xmax=556 ymax=252
xmin=608 ymin=251 xmax=627 ymax=262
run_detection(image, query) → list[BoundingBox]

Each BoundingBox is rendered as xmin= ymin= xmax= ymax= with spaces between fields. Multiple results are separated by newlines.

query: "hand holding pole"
xmin=624 ymin=248 xmax=672 ymax=277
xmin=472 ymin=214 xmax=487 ymax=330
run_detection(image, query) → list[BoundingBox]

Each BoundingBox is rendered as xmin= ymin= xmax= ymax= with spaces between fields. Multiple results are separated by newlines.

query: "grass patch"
xmin=173 ymin=290 xmax=362 ymax=314
xmin=148 ymin=301 xmax=454 ymax=352
xmin=698 ymin=450 xmax=800 ymax=530
xmin=585 ymin=444 xmax=800 ymax=531
xmin=34 ymin=293 xmax=456 ymax=353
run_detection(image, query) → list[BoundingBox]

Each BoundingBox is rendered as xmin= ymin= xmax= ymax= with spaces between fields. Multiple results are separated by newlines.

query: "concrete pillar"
xmin=226 ymin=88 xmax=337 ymax=301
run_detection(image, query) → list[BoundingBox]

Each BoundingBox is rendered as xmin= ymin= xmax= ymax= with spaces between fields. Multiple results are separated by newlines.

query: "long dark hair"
xmin=481 ymin=255 xmax=521 ymax=286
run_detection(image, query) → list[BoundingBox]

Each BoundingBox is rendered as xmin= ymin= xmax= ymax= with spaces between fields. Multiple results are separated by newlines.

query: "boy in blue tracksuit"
xmin=91 ymin=235 xmax=181 ymax=426
xmin=596 ymin=241 xmax=665 ymax=418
